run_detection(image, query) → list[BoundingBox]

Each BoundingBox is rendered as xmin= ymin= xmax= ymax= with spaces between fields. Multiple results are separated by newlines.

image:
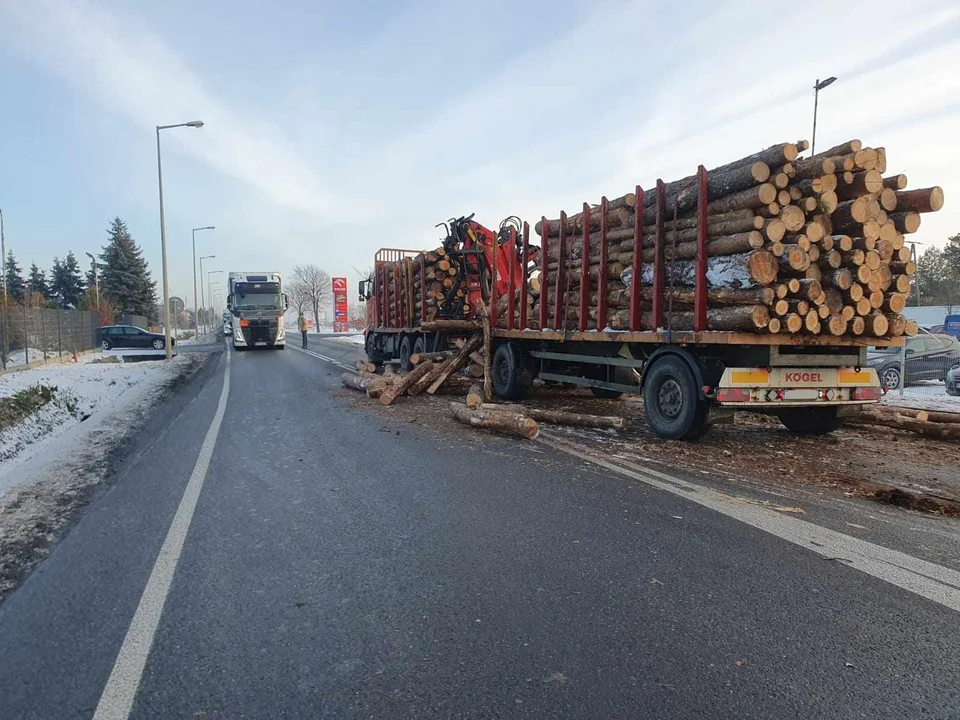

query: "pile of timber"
xmin=411 ymin=247 xmax=469 ymax=322
xmin=516 ymin=139 xmax=942 ymax=339
xmin=846 ymin=404 xmax=960 ymax=441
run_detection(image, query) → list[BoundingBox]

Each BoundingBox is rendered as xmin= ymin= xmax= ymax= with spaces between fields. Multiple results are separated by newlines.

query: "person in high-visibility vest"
xmin=298 ymin=313 xmax=309 ymax=348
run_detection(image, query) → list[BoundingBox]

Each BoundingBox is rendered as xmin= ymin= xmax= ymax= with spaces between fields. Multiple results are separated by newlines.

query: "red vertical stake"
xmin=490 ymin=233 xmax=499 ymax=330
xmin=520 ymin=222 xmax=530 ymax=330
xmin=652 ymin=180 xmax=666 ymax=330
xmin=554 ymin=212 xmax=567 ymax=330
xmin=579 ymin=204 xmax=591 ymax=332
xmin=539 ymin=217 xmax=549 ymax=331
xmin=420 ymin=255 xmax=427 ymax=324
xmin=630 ymin=186 xmax=643 ymax=331
xmin=695 ymin=165 xmax=709 ymax=332
xmin=597 ymin=197 xmax=609 ymax=330
xmin=393 ymin=264 xmax=401 ymax=328
xmin=507 ymin=227 xmax=517 ymax=331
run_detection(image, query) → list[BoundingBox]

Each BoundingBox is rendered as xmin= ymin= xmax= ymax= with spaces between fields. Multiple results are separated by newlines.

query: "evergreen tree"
xmin=27 ymin=263 xmax=50 ymax=299
xmin=4 ymin=250 xmax=26 ymax=302
xmin=100 ymin=217 xmax=157 ymax=319
xmin=50 ymin=251 xmax=86 ymax=308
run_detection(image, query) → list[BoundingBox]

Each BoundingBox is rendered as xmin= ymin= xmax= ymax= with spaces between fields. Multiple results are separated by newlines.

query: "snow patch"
xmin=329 ymin=333 xmax=366 ymax=347
xmin=2 ymin=348 xmax=50 ymax=368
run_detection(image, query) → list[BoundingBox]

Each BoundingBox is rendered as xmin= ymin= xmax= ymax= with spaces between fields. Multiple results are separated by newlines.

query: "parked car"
xmin=868 ymin=330 xmax=960 ymax=390
xmin=100 ymin=325 xmax=176 ymax=351
xmin=947 ymin=364 xmax=960 ymax=396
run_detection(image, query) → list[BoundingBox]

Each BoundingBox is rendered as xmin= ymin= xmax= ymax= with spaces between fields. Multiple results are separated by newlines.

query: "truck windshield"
xmin=234 ymin=292 xmax=284 ymax=311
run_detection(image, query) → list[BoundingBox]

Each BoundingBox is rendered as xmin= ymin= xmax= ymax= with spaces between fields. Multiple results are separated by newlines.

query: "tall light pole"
xmin=208 ymin=274 xmax=222 ymax=317
xmin=199 ymin=255 xmax=215 ymax=334
xmin=157 ymin=119 xmax=204 ymax=360
xmin=84 ymin=252 xmax=100 ymax=309
xmin=192 ymin=226 xmax=215 ymax=339
xmin=811 ymin=77 xmax=837 ymax=156
xmin=1 ymin=207 xmax=6 ymax=304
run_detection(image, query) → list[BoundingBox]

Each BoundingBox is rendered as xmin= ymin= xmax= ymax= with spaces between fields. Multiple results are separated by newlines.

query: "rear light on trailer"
xmin=717 ymin=388 xmax=752 ymax=403
xmin=240 ymin=319 xmax=250 ymax=327
xmin=853 ymin=387 xmax=882 ymax=401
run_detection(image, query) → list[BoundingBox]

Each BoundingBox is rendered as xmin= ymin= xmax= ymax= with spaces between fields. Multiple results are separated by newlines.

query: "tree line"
xmin=915 ymin=232 xmax=960 ymax=308
xmin=3 ymin=217 xmax=157 ymax=321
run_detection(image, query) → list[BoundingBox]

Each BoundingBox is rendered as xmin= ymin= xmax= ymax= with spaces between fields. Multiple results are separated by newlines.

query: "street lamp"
xmin=192 ymin=226 xmax=215 ymax=338
xmin=157 ymin=119 xmax=205 ymax=360
xmin=811 ymin=76 xmax=837 ymax=156
xmin=84 ymin=252 xmax=100 ymax=309
xmin=208 ymin=272 xmax=223 ymax=328
xmin=199 ymin=255 xmax=215 ymax=334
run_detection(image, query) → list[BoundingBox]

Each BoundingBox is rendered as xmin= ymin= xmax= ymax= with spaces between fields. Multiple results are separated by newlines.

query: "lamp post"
xmin=1 ymin=207 xmax=6 ymax=304
xmin=208 ymin=272 xmax=223 ymax=329
xmin=84 ymin=252 xmax=100 ymax=309
xmin=192 ymin=226 xmax=215 ymax=339
xmin=811 ymin=76 xmax=837 ymax=156
xmin=157 ymin=120 xmax=204 ymax=360
xmin=199 ymin=255 xmax=215 ymax=334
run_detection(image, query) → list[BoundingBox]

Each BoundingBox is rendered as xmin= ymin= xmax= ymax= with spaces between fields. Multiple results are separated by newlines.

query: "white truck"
xmin=226 ymin=272 xmax=288 ymax=350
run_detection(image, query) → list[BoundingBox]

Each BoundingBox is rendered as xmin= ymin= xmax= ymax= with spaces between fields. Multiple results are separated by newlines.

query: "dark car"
xmin=868 ymin=330 xmax=960 ymax=390
xmin=100 ymin=325 xmax=176 ymax=351
xmin=947 ymin=364 xmax=960 ymax=396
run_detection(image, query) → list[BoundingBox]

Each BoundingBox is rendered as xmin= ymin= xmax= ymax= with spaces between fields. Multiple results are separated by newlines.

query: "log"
xmin=889 ymin=211 xmax=921 ymax=234
xmin=466 ymin=363 xmax=486 ymax=379
xmin=705 ymin=183 xmax=777 ymax=214
xmin=841 ymin=305 xmax=856 ymax=322
xmin=845 ymin=283 xmax=865 ymax=302
xmin=780 ymin=205 xmax=806 ymax=232
xmin=356 ymin=360 xmax=377 ymax=374
xmin=622 ymin=250 xmax=779 ymax=290
xmin=835 ymin=169 xmax=883 ymax=200
xmin=341 ymin=373 xmax=372 ymax=391
xmin=421 ymin=320 xmax=482 ymax=333
xmin=765 ymin=218 xmax=786 ymax=243
xmin=827 ymin=315 xmax=848 ymax=337
xmin=882 ymin=293 xmax=907 ymax=314
xmin=449 ymin=402 xmax=539 ymax=440
xmin=482 ymin=316 xmax=493 ymax=402
xmin=879 ymin=188 xmax=898 ymax=212
xmin=805 ymin=312 xmax=822 ymax=334
xmin=850 ymin=316 xmax=866 ymax=335
xmin=791 ymin=156 xmax=836 ymax=180
xmin=779 ymin=245 xmax=810 ymax=272
xmin=466 ymin=384 xmax=484 ymax=409
xmin=818 ymin=249 xmax=842 ymax=269
xmin=640 ymin=305 xmax=770 ymax=332
xmin=823 ymin=268 xmax=853 ymax=291
xmin=477 ymin=403 xmax=626 ymax=429
xmin=767 ymin=317 xmax=783 ymax=334
xmin=895 ymin=187 xmax=943 ymax=213
xmin=410 ymin=350 xmax=455 ymax=365
xmin=796 ymin=278 xmax=823 ymax=301
xmin=847 ymin=408 xmax=960 ymax=441
xmin=379 ymin=360 xmax=436 ymax=406
xmin=823 ymin=288 xmax=843 ymax=315
xmin=568 ymin=285 xmax=777 ymax=308
xmin=813 ymin=139 xmax=862 ymax=158
xmin=883 ymin=174 xmax=908 ymax=190
xmin=783 ymin=313 xmax=803 ymax=333
xmin=865 ymin=312 xmax=890 ymax=337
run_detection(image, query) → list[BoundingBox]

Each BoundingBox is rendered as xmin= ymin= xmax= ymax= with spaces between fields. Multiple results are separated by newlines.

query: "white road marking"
xmin=288 ymin=343 xmax=355 ymax=371
xmin=92 ymin=349 xmax=233 ymax=720
xmin=540 ymin=434 xmax=960 ymax=614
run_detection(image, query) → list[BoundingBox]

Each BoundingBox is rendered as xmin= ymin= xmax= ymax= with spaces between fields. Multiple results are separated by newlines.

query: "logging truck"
xmin=359 ymin=138 xmax=938 ymax=440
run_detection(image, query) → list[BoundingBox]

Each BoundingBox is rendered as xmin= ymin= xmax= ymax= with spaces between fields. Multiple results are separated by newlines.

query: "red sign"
xmin=333 ymin=277 xmax=349 ymax=332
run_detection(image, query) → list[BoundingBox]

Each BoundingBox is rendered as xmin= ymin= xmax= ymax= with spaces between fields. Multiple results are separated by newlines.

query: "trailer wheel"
xmin=492 ymin=342 xmax=533 ymax=400
xmin=777 ymin=407 xmax=846 ymax=435
xmin=399 ymin=336 xmax=414 ymax=372
xmin=643 ymin=355 xmax=708 ymax=440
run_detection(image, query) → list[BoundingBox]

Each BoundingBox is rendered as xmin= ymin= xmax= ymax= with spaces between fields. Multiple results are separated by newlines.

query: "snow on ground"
xmin=0 ymin=356 xmax=197 ymax=492
xmin=2 ymin=348 xmax=50 ymax=368
xmin=883 ymin=384 xmax=960 ymax=414
xmin=329 ymin=333 xmax=365 ymax=347
xmin=0 ymin=352 xmax=207 ymax=598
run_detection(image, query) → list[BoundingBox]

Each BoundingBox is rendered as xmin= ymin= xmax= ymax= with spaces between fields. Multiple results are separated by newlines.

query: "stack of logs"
xmin=411 ymin=247 xmax=465 ymax=323
xmin=339 ymin=319 xmax=626 ymax=439
xmin=847 ymin=404 xmax=960 ymax=441
xmin=507 ymin=139 xmax=942 ymax=339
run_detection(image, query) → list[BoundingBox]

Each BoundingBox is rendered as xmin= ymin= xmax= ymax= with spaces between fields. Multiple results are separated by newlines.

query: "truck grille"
xmin=241 ymin=320 xmax=277 ymax=344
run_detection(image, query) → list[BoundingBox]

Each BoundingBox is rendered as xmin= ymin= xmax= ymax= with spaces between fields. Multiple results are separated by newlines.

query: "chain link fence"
xmin=0 ymin=306 xmax=102 ymax=371
xmin=870 ymin=332 xmax=960 ymax=410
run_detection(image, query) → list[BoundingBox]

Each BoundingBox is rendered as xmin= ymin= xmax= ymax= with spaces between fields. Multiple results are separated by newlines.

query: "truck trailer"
xmin=226 ymin=271 xmax=288 ymax=350
xmin=359 ymin=139 xmax=934 ymax=440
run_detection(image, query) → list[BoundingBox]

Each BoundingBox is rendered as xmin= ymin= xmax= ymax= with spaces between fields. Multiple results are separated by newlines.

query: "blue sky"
xmin=1 ymin=0 xmax=958 ymax=312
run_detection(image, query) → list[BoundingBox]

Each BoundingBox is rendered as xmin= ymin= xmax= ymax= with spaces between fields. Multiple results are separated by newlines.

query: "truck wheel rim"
xmin=494 ymin=355 xmax=510 ymax=388
xmin=658 ymin=378 xmax=683 ymax=420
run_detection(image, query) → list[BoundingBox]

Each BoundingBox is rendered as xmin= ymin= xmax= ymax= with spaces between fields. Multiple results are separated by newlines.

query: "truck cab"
xmin=226 ymin=272 xmax=288 ymax=351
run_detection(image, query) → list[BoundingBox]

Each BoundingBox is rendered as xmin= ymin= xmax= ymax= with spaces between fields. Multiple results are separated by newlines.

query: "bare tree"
xmin=292 ymin=264 xmax=331 ymax=330
xmin=348 ymin=303 xmax=367 ymax=331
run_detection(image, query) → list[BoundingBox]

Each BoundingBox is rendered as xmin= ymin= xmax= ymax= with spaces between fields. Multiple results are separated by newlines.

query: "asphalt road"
xmin=0 ymin=334 xmax=958 ymax=719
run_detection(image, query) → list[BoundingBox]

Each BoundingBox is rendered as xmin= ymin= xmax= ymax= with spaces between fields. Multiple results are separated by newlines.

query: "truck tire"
xmin=778 ymin=407 xmax=846 ymax=435
xmin=399 ymin=336 xmax=414 ymax=372
xmin=643 ymin=355 xmax=708 ymax=440
xmin=492 ymin=342 xmax=533 ymax=401
xmin=364 ymin=332 xmax=384 ymax=367
xmin=413 ymin=336 xmax=426 ymax=358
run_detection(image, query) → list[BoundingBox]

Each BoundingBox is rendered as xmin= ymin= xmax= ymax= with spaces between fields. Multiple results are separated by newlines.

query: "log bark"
xmin=705 ymin=183 xmax=778 ymax=214
xmin=791 ymin=156 xmax=836 ymax=180
xmin=889 ymin=211 xmax=921 ymax=234
xmin=813 ymin=139 xmax=862 ymax=158
xmin=341 ymin=373 xmax=373 ymax=391
xmin=896 ymin=187 xmax=943 ymax=213
xmin=449 ymin=402 xmax=539 ymax=440
xmin=482 ymin=316 xmax=493 ymax=402
xmin=847 ymin=408 xmax=960 ymax=441
xmin=420 ymin=320 xmax=482 ymax=333
xmin=883 ymin=174 xmax=908 ymax=190
xmin=410 ymin=350 xmax=455 ymax=365
xmin=835 ymin=169 xmax=883 ymax=200
xmin=621 ymin=250 xmax=779 ymax=290
xmin=380 ymin=360 xmax=436 ymax=406
xmin=477 ymin=404 xmax=626 ymax=429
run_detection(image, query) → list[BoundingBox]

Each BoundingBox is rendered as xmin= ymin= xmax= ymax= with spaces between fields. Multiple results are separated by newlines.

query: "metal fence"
xmin=0 ymin=306 xmax=102 ymax=371
xmin=871 ymin=333 xmax=960 ymax=408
